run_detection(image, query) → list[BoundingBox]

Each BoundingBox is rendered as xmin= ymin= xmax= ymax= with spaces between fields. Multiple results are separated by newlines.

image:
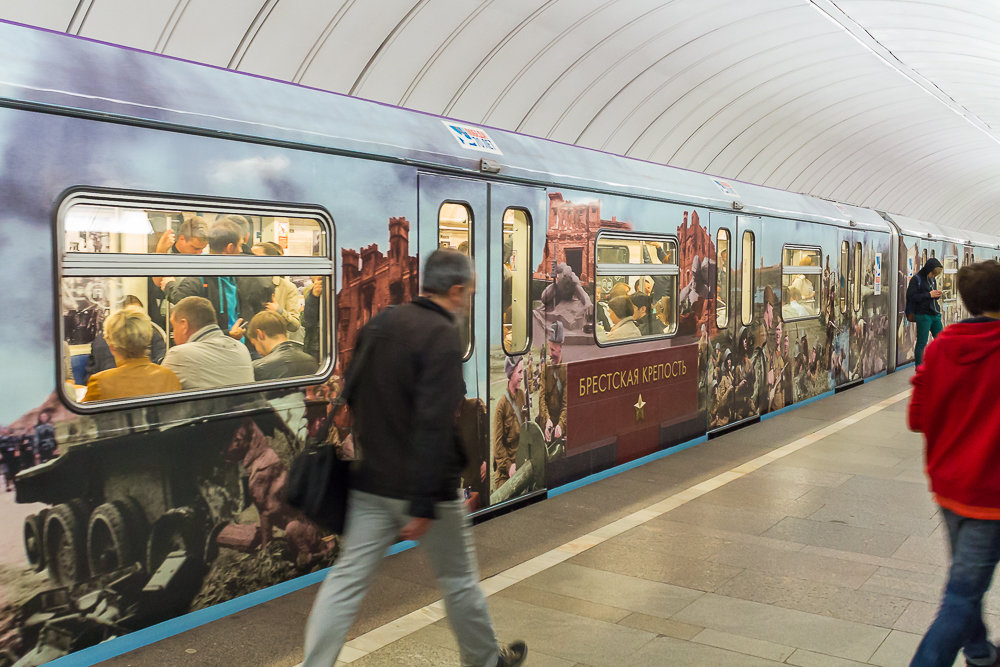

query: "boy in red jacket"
xmin=910 ymin=260 xmax=1000 ymax=667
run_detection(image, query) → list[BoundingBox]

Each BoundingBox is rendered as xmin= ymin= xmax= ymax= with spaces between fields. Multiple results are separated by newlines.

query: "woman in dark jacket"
xmin=906 ymin=257 xmax=944 ymax=365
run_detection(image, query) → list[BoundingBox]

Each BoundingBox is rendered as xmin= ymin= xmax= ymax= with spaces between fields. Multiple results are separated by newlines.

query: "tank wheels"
xmin=146 ymin=509 xmax=203 ymax=575
xmin=43 ymin=502 xmax=89 ymax=585
xmin=23 ymin=512 xmax=46 ymax=572
xmin=87 ymin=501 xmax=141 ymax=577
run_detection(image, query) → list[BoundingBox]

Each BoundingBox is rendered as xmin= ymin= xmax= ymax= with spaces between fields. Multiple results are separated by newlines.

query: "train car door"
xmin=833 ymin=229 xmax=855 ymax=385
xmin=417 ymin=173 xmax=490 ymax=507
xmin=487 ymin=182 xmax=547 ymax=508
xmin=730 ymin=215 xmax=764 ymax=424
xmin=708 ymin=212 xmax=736 ymax=430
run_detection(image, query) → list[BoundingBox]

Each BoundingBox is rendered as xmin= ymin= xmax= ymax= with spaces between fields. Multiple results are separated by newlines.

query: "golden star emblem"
xmin=634 ymin=393 xmax=646 ymax=422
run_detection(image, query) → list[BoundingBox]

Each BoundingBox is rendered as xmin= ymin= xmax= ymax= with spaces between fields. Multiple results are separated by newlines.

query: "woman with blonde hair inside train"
xmin=82 ymin=307 xmax=181 ymax=402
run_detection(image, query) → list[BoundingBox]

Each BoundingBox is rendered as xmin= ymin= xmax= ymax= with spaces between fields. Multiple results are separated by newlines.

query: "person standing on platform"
xmin=906 ymin=257 xmax=944 ymax=365
xmin=302 ymin=249 xmax=527 ymax=667
xmin=910 ymin=260 xmax=1000 ymax=667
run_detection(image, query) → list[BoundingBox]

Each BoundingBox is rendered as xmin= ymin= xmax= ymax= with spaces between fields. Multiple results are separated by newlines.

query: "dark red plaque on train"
xmin=567 ymin=344 xmax=699 ymax=463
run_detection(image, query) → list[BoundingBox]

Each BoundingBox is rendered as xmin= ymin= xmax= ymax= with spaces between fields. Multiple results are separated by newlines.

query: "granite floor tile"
xmin=699 ymin=482 xmax=828 ymax=518
xmin=860 ymin=566 xmax=945 ymax=604
xmin=784 ymin=648 xmax=872 ymax=666
xmin=692 ymin=627 xmax=796 ymax=662
xmin=411 ymin=597 xmax=656 ymax=667
xmin=621 ymin=635 xmax=786 ymax=666
xmin=345 ymin=637 xmax=461 ymax=666
xmin=519 ymin=562 xmax=704 ymax=619
xmin=799 ymin=544 xmax=944 ymax=575
xmin=761 ymin=516 xmax=909 ymax=557
xmin=714 ymin=569 xmax=911 ymax=628
xmin=892 ymin=533 xmax=950 ymax=566
xmin=708 ymin=540 xmax=879 ymax=589
xmin=779 ymin=450 xmax=904 ymax=477
xmin=609 ymin=522 xmax=731 ymax=560
xmin=616 ymin=612 xmax=704 ymax=640
xmin=642 ymin=517 xmax=807 ymax=554
xmin=807 ymin=500 xmax=941 ymax=537
xmin=671 ymin=593 xmax=890 ymax=662
xmin=569 ymin=539 xmax=744 ymax=592
xmin=751 ymin=464 xmax=853 ymax=488
xmin=891 ymin=599 xmax=1000 ymax=638
xmin=867 ymin=629 xmax=923 ymax=667
xmin=495 ymin=582 xmax=631 ymax=624
xmin=654 ymin=499 xmax=788 ymax=535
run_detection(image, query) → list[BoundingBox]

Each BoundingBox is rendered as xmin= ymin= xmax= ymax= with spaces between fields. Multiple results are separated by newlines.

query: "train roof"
xmin=0 ymin=20 xmax=891 ymax=233
xmin=885 ymin=213 xmax=1000 ymax=250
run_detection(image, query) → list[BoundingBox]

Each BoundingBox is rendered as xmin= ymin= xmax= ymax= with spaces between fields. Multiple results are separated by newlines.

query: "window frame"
xmin=593 ymin=230 xmax=680 ymax=347
xmin=436 ymin=199 xmax=475 ymax=361
xmin=839 ymin=241 xmax=849 ymax=315
xmin=716 ymin=228 xmax=731 ymax=329
xmin=740 ymin=230 xmax=755 ymax=326
xmin=941 ymin=255 xmax=959 ymax=302
xmin=500 ymin=206 xmax=532 ymax=356
xmin=779 ymin=244 xmax=823 ymax=322
xmin=853 ymin=241 xmax=862 ymax=313
xmin=56 ymin=189 xmax=336 ymax=413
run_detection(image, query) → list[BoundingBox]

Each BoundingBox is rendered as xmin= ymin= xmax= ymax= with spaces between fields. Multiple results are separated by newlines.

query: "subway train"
xmin=0 ymin=20 xmax=997 ymax=665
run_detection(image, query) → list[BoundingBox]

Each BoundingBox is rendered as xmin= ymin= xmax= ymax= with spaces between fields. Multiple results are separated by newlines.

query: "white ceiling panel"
xmin=3 ymin=0 xmax=999 ymax=233
xmin=159 ymin=0 xmax=265 ymax=66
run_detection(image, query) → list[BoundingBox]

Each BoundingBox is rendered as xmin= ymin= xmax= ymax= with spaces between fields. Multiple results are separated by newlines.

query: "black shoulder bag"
xmin=285 ymin=310 xmax=386 ymax=533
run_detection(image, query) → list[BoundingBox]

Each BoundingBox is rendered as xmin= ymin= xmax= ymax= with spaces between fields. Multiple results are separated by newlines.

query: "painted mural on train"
xmin=0 ymin=100 xmax=434 ymax=661
xmin=484 ymin=191 xmax=710 ymax=500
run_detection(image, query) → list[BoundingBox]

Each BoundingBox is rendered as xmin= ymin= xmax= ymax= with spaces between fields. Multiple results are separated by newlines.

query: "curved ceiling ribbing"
xmin=2 ymin=0 xmax=999 ymax=233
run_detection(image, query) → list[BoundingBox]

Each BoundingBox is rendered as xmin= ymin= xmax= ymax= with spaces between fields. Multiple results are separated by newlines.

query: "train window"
xmin=853 ymin=241 xmax=862 ymax=312
xmin=716 ymin=229 xmax=731 ymax=329
xmin=438 ymin=202 xmax=473 ymax=358
xmin=58 ymin=195 xmax=335 ymax=410
xmin=594 ymin=234 xmax=678 ymax=344
xmin=839 ymin=241 xmax=849 ymax=314
xmin=942 ymin=257 xmax=958 ymax=301
xmin=781 ymin=246 xmax=821 ymax=320
xmin=741 ymin=231 xmax=754 ymax=326
xmin=502 ymin=208 xmax=531 ymax=355
xmin=64 ymin=205 xmax=328 ymax=257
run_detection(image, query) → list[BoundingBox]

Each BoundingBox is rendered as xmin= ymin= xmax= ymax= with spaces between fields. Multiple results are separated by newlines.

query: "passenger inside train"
xmin=60 ymin=204 xmax=331 ymax=403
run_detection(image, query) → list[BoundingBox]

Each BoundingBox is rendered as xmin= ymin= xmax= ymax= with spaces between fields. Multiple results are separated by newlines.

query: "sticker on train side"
xmin=442 ymin=121 xmax=503 ymax=155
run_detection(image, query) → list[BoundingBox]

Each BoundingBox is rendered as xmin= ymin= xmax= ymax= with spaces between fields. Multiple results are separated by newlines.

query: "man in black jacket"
xmin=303 ymin=250 xmax=526 ymax=667
xmin=907 ymin=257 xmax=944 ymax=365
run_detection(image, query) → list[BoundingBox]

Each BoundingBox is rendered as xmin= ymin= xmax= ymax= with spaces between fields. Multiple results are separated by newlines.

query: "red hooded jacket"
xmin=909 ymin=318 xmax=1000 ymax=519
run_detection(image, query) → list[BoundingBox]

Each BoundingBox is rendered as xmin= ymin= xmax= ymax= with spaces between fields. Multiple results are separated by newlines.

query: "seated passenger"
xmin=784 ymin=286 xmax=813 ymax=319
xmin=82 ymin=308 xmax=181 ymax=402
xmin=630 ymin=293 xmax=656 ymax=336
xmin=248 ymin=311 xmax=319 ymax=381
xmin=654 ymin=295 xmax=673 ymax=333
xmin=84 ymin=295 xmax=167 ymax=383
xmin=604 ymin=296 xmax=641 ymax=341
xmin=162 ymin=296 xmax=254 ymax=390
xmin=251 ymin=242 xmax=303 ymax=335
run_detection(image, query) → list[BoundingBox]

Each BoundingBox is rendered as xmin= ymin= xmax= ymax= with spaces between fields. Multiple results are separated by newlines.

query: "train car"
xmin=884 ymin=213 xmax=1000 ymax=369
xmin=0 ymin=20 xmax=994 ymax=665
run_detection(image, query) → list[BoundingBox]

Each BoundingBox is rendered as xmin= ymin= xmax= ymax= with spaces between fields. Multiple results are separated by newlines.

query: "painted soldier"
xmin=536 ymin=322 xmax=567 ymax=453
xmin=0 ymin=427 xmax=18 ymax=491
xmin=493 ymin=355 xmax=527 ymax=489
xmin=34 ymin=412 xmax=57 ymax=462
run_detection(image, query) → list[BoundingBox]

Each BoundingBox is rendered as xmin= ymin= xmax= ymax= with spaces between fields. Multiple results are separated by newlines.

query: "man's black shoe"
xmin=496 ymin=640 xmax=527 ymax=666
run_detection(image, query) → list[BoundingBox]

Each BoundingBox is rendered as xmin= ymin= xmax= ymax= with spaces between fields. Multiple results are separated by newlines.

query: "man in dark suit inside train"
xmin=247 ymin=311 xmax=318 ymax=381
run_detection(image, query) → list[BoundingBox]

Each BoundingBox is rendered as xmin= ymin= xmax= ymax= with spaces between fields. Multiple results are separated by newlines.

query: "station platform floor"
xmin=102 ymin=369 xmax=974 ymax=667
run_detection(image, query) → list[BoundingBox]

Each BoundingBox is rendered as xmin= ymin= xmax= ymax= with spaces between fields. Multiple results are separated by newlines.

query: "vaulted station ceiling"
xmin=4 ymin=0 xmax=999 ymax=234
